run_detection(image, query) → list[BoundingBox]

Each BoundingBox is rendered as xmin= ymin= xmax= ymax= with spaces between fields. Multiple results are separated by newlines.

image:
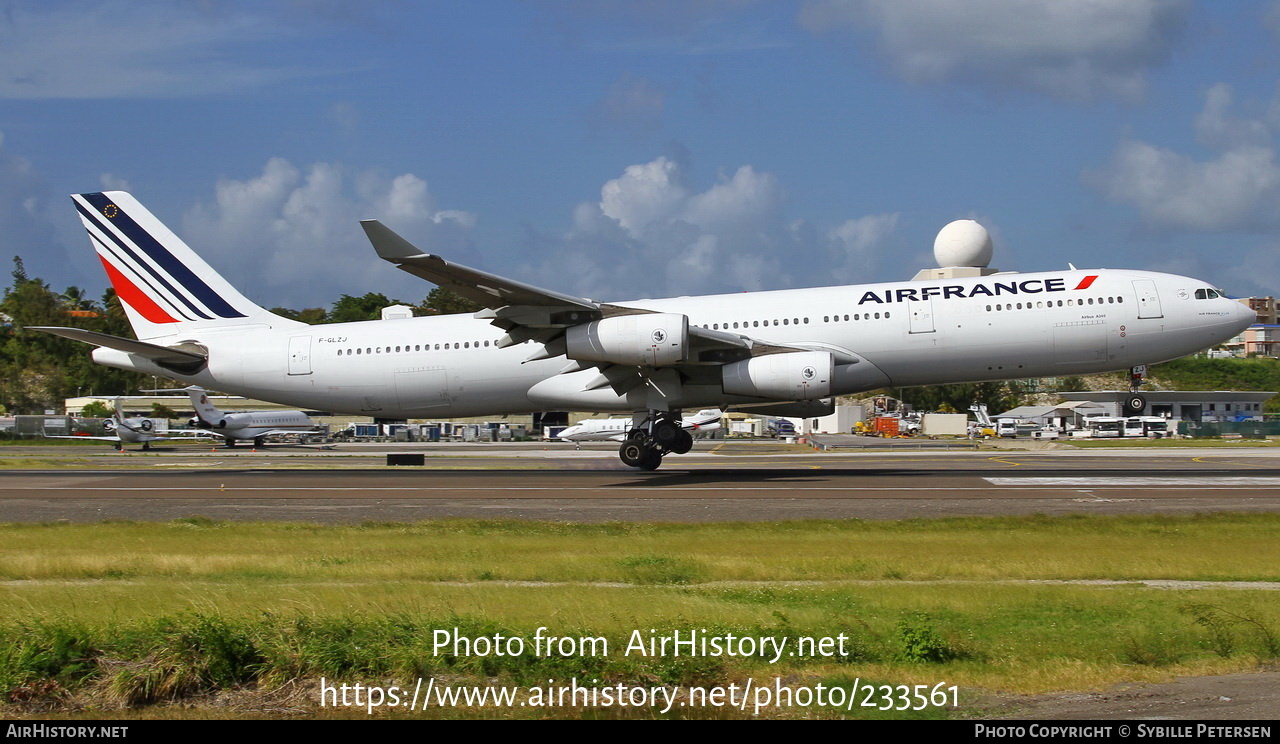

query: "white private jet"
xmin=52 ymin=398 xmax=171 ymax=451
xmin=33 ymin=191 xmax=1254 ymax=470
xmin=559 ymin=409 xmax=722 ymax=447
xmin=184 ymin=386 xmax=319 ymax=448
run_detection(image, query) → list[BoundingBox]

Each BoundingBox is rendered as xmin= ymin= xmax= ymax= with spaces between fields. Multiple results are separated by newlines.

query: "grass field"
xmin=1 ymin=513 xmax=1278 ymax=718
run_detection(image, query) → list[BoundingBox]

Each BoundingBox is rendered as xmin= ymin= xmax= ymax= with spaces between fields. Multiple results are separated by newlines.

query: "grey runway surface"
xmin=5 ymin=443 xmax=1280 ymax=522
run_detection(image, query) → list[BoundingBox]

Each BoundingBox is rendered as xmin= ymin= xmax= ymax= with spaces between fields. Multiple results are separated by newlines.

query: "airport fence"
xmin=1176 ymin=420 xmax=1280 ymax=438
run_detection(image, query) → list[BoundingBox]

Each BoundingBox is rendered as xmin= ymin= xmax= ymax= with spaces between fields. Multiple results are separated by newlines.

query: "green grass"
xmin=2 ymin=514 xmax=1277 ymax=585
xmin=1 ymin=514 xmax=1278 ymax=718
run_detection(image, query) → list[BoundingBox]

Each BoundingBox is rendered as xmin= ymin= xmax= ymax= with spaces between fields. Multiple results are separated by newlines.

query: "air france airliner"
xmin=34 ymin=191 xmax=1255 ymax=469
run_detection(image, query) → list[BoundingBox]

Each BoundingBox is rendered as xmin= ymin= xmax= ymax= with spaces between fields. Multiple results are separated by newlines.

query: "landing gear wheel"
xmin=619 ymin=438 xmax=646 ymax=467
xmin=1123 ymin=394 xmax=1146 ymax=416
xmin=637 ymin=447 xmax=663 ymax=471
xmin=670 ymin=430 xmax=694 ymax=455
xmin=652 ymin=420 xmax=681 ymax=448
xmin=254 ymin=437 xmax=265 ymax=448
xmin=142 ymin=442 xmax=151 ymax=451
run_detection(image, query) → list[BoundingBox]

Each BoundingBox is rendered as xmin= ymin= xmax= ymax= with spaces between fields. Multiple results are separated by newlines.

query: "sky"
xmin=2 ymin=0 xmax=1280 ymax=309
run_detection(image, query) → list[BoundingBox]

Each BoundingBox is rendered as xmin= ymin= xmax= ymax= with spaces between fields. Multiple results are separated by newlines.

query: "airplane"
xmin=51 ymin=397 xmax=172 ymax=451
xmin=558 ymin=409 xmax=721 ymax=447
xmin=31 ymin=191 xmax=1255 ymax=470
xmin=183 ymin=386 xmax=320 ymax=448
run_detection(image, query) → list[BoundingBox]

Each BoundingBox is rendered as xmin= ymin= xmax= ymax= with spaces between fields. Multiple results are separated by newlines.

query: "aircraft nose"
xmin=1234 ymin=300 xmax=1256 ymax=332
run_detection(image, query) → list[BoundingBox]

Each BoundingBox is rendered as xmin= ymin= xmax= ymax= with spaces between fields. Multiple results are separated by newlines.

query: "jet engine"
xmin=193 ymin=413 xmax=254 ymax=430
xmin=565 ymin=313 xmax=688 ymax=366
xmin=722 ymin=351 xmax=833 ymax=400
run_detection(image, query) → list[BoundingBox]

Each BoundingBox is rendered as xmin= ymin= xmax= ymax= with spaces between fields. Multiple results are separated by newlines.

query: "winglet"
xmin=360 ymin=220 xmax=425 ymax=260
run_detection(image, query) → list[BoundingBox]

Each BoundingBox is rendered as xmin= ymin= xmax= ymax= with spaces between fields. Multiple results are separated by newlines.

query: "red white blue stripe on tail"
xmin=72 ymin=191 xmax=268 ymax=340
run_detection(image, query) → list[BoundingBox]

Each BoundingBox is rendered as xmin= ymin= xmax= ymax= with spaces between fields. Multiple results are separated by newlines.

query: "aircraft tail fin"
xmin=71 ymin=191 xmax=299 ymax=341
xmin=183 ymin=386 xmax=224 ymax=426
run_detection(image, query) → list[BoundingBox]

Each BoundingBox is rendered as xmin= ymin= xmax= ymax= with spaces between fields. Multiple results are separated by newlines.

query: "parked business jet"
xmin=184 ymin=386 xmax=319 ymax=447
xmin=559 ymin=409 xmax=721 ymax=447
xmin=51 ymin=398 xmax=172 ymax=451
xmin=33 ymin=191 xmax=1254 ymax=469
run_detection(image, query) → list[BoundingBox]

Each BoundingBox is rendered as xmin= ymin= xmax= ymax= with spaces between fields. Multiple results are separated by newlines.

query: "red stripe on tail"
xmin=98 ymin=256 xmax=179 ymax=324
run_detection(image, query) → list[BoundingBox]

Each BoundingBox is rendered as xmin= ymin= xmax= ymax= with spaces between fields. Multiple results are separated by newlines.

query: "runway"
xmin=5 ymin=443 xmax=1280 ymax=522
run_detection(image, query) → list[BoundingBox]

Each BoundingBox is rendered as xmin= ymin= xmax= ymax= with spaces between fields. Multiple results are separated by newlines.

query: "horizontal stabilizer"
xmin=28 ymin=327 xmax=207 ymax=368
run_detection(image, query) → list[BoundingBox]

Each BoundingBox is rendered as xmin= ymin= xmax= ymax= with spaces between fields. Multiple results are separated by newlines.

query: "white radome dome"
xmin=933 ymin=220 xmax=992 ymax=268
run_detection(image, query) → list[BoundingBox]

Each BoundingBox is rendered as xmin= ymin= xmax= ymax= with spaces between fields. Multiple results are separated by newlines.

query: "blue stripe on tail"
xmin=80 ymin=193 xmax=246 ymax=319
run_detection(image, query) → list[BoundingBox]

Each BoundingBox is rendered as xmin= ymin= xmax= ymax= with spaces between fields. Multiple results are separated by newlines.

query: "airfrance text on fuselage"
xmin=858 ymin=277 xmax=1078 ymax=305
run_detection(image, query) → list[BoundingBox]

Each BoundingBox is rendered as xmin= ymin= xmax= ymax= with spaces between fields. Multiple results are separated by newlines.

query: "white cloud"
xmin=0 ymin=132 xmax=68 ymax=283
xmin=98 ymin=173 xmax=131 ymax=192
xmin=1090 ymin=85 xmax=1280 ymax=232
xmin=826 ymin=212 xmax=900 ymax=282
xmin=181 ymin=158 xmax=478 ymax=308
xmin=599 ymin=156 xmax=689 ymax=233
xmin=0 ymin=1 xmax=349 ymax=99
xmin=522 ymin=154 xmax=901 ymax=300
xmin=1194 ymin=83 xmax=1273 ymax=150
xmin=799 ymin=0 xmax=1189 ymax=101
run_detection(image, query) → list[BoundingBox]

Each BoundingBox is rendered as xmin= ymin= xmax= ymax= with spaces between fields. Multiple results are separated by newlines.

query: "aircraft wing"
xmin=363 ymin=221 xmax=597 ymax=312
xmin=363 ymin=221 xmax=820 ymax=362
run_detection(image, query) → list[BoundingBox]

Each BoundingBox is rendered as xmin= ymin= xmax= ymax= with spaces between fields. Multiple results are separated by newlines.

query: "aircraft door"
xmin=1133 ymin=280 xmax=1163 ymax=319
xmin=908 ymin=299 xmax=935 ymax=334
xmin=288 ymin=335 xmax=312 ymax=375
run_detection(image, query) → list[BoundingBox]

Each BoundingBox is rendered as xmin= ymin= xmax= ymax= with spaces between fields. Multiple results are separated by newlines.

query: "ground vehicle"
xmin=768 ymin=419 xmax=797 ymax=438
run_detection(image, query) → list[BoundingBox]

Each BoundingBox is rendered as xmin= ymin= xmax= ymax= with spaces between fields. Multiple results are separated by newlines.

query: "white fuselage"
xmin=217 ymin=412 xmax=317 ymax=441
xmin=94 ymin=269 xmax=1254 ymax=417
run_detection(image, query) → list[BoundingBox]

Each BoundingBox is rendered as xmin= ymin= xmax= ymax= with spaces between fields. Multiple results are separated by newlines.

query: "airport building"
xmin=1057 ymin=391 xmax=1274 ymax=422
xmin=991 ymin=401 xmax=1108 ymax=429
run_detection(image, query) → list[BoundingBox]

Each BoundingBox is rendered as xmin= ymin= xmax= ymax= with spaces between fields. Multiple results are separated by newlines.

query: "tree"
xmin=0 ymin=258 xmax=146 ymax=413
xmin=150 ymin=402 xmax=179 ymax=420
xmin=891 ymin=381 xmax=1024 ymax=416
xmin=271 ymin=306 xmax=329 ymax=324
xmin=81 ymin=401 xmax=113 ymax=419
xmin=329 ymin=293 xmax=402 ymax=323
xmin=420 ymin=288 xmax=481 ymax=315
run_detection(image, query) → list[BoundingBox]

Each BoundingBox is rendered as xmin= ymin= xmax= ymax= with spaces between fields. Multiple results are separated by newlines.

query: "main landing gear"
xmin=1124 ymin=365 xmax=1148 ymax=416
xmin=618 ymin=411 xmax=693 ymax=471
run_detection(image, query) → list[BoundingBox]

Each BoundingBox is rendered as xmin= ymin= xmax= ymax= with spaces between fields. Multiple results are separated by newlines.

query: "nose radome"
xmin=1234 ymin=300 xmax=1256 ymax=331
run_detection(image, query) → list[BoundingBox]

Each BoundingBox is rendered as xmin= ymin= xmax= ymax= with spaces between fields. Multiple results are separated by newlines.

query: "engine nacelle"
xmin=722 ymin=351 xmax=833 ymax=400
xmin=565 ymin=313 xmax=689 ymax=367
xmin=194 ymin=413 xmax=252 ymax=430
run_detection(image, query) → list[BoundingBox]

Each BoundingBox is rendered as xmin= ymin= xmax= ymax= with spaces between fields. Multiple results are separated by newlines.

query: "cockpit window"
xmin=1194 ymin=288 xmax=1221 ymax=300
